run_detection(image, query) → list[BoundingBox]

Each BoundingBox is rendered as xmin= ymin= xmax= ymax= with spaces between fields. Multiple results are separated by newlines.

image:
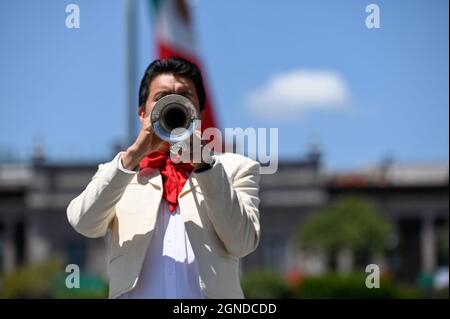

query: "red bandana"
xmin=139 ymin=151 xmax=194 ymax=213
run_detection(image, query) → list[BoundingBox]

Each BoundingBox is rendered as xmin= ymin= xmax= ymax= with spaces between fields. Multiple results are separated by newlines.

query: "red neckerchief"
xmin=139 ymin=151 xmax=194 ymax=213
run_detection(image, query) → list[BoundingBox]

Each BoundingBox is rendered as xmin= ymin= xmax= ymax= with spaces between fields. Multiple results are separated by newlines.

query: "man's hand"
xmin=121 ymin=115 xmax=168 ymax=171
xmin=189 ymin=129 xmax=213 ymax=171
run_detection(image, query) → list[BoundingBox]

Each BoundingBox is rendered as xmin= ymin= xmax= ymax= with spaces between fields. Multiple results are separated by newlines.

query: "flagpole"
xmin=126 ymin=0 xmax=138 ymax=147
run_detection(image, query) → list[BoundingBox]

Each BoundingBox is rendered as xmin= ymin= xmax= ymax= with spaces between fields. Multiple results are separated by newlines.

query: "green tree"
xmin=295 ymin=196 xmax=390 ymax=271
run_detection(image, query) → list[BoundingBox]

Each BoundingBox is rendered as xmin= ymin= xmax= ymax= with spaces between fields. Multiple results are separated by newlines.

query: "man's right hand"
xmin=121 ymin=115 xmax=168 ymax=171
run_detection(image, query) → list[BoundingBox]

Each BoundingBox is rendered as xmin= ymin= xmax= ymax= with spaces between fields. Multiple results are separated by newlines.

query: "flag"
xmin=150 ymin=0 xmax=218 ymax=133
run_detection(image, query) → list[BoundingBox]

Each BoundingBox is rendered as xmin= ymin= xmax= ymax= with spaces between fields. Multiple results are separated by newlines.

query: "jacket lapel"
xmin=179 ymin=173 xmax=200 ymax=198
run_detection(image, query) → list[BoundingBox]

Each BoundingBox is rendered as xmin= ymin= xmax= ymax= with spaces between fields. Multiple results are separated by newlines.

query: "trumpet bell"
xmin=150 ymin=94 xmax=199 ymax=144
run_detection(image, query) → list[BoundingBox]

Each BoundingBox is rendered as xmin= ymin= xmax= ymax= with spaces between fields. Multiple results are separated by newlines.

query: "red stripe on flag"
xmin=157 ymin=40 xmax=219 ymax=134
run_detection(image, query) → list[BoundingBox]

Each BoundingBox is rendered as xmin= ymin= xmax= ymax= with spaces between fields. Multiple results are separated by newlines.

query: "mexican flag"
xmin=150 ymin=0 xmax=218 ymax=133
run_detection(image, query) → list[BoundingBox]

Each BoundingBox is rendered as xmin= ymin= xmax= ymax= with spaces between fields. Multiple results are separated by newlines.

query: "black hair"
xmin=138 ymin=57 xmax=206 ymax=112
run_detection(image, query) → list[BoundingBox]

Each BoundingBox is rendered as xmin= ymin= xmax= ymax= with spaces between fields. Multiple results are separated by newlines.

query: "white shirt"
xmin=117 ymin=155 xmax=204 ymax=299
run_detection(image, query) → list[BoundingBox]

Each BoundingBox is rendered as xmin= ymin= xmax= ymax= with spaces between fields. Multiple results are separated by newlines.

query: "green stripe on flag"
xmin=150 ymin=0 xmax=163 ymax=13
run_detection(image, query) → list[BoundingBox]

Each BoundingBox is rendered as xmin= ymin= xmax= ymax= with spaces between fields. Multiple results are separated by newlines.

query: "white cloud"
xmin=246 ymin=69 xmax=351 ymax=119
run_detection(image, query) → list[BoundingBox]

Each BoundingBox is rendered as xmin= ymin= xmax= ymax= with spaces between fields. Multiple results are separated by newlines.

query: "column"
xmin=421 ymin=212 xmax=436 ymax=274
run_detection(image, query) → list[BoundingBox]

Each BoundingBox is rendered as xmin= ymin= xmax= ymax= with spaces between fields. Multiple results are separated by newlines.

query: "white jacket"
xmin=67 ymin=152 xmax=261 ymax=298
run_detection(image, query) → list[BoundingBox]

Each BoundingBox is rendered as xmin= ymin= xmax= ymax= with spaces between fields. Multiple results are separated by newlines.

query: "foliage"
xmin=0 ymin=259 xmax=62 ymax=298
xmin=51 ymin=273 xmax=107 ymax=299
xmin=436 ymin=287 xmax=449 ymax=299
xmin=296 ymin=196 xmax=390 ymax=254
xmin=0 ymin=259 xmax=107 ymax=299
xmin=241 ymin=270 xmax=424 ymax=299
xmin=241 ymin=270 xmax=292 ymax=299
xmin=293 ymin=273 xmax=397 ymax=299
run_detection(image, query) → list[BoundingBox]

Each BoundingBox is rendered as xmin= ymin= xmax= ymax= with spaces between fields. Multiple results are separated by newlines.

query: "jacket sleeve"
xmin=194 ymin=156 xmax=261 ymax=258
xmin=66 ymin=152 xmax=136 ymax=238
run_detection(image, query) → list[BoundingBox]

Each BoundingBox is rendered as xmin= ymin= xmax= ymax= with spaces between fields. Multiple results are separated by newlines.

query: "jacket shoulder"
xmin=214 ymin=152 xmax=260 ymax=176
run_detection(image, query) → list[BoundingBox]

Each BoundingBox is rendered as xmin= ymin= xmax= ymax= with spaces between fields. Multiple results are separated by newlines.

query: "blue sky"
xmin=0 ymin=0 xmax=448 ymax=170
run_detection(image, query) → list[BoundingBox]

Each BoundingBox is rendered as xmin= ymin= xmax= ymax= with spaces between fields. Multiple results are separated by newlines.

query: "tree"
xmin=295 ymin=196 xmax=390 ymax=273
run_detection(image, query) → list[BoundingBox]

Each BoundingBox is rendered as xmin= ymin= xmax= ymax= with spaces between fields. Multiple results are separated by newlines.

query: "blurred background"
xmin=0 ymin=0 xmax=448 ymax=298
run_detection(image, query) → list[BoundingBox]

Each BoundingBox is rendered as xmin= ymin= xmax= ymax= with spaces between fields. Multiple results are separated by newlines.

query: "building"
xmin=245 ymin=150 xmax=449 ymax=284
xmin=0 ymin=148 xmax=448 ymax=287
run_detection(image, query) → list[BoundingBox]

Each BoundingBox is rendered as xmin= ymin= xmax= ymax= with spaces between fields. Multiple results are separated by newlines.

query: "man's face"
xmin=138 ymin=73 xmax=201 ymax=122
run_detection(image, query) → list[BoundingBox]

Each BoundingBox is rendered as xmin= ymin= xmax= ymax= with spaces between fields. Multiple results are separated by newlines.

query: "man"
xmin=66 ymin=57 xmax=261 ymax=299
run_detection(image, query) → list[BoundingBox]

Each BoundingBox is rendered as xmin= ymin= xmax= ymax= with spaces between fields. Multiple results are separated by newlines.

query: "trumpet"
xmin=150 ymin=94 xmax=199 ymax=154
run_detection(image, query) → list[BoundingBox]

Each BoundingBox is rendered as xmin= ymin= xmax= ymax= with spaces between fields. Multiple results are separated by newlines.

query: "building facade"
xmin=0 ymin=150 xmax=448 ymax=286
